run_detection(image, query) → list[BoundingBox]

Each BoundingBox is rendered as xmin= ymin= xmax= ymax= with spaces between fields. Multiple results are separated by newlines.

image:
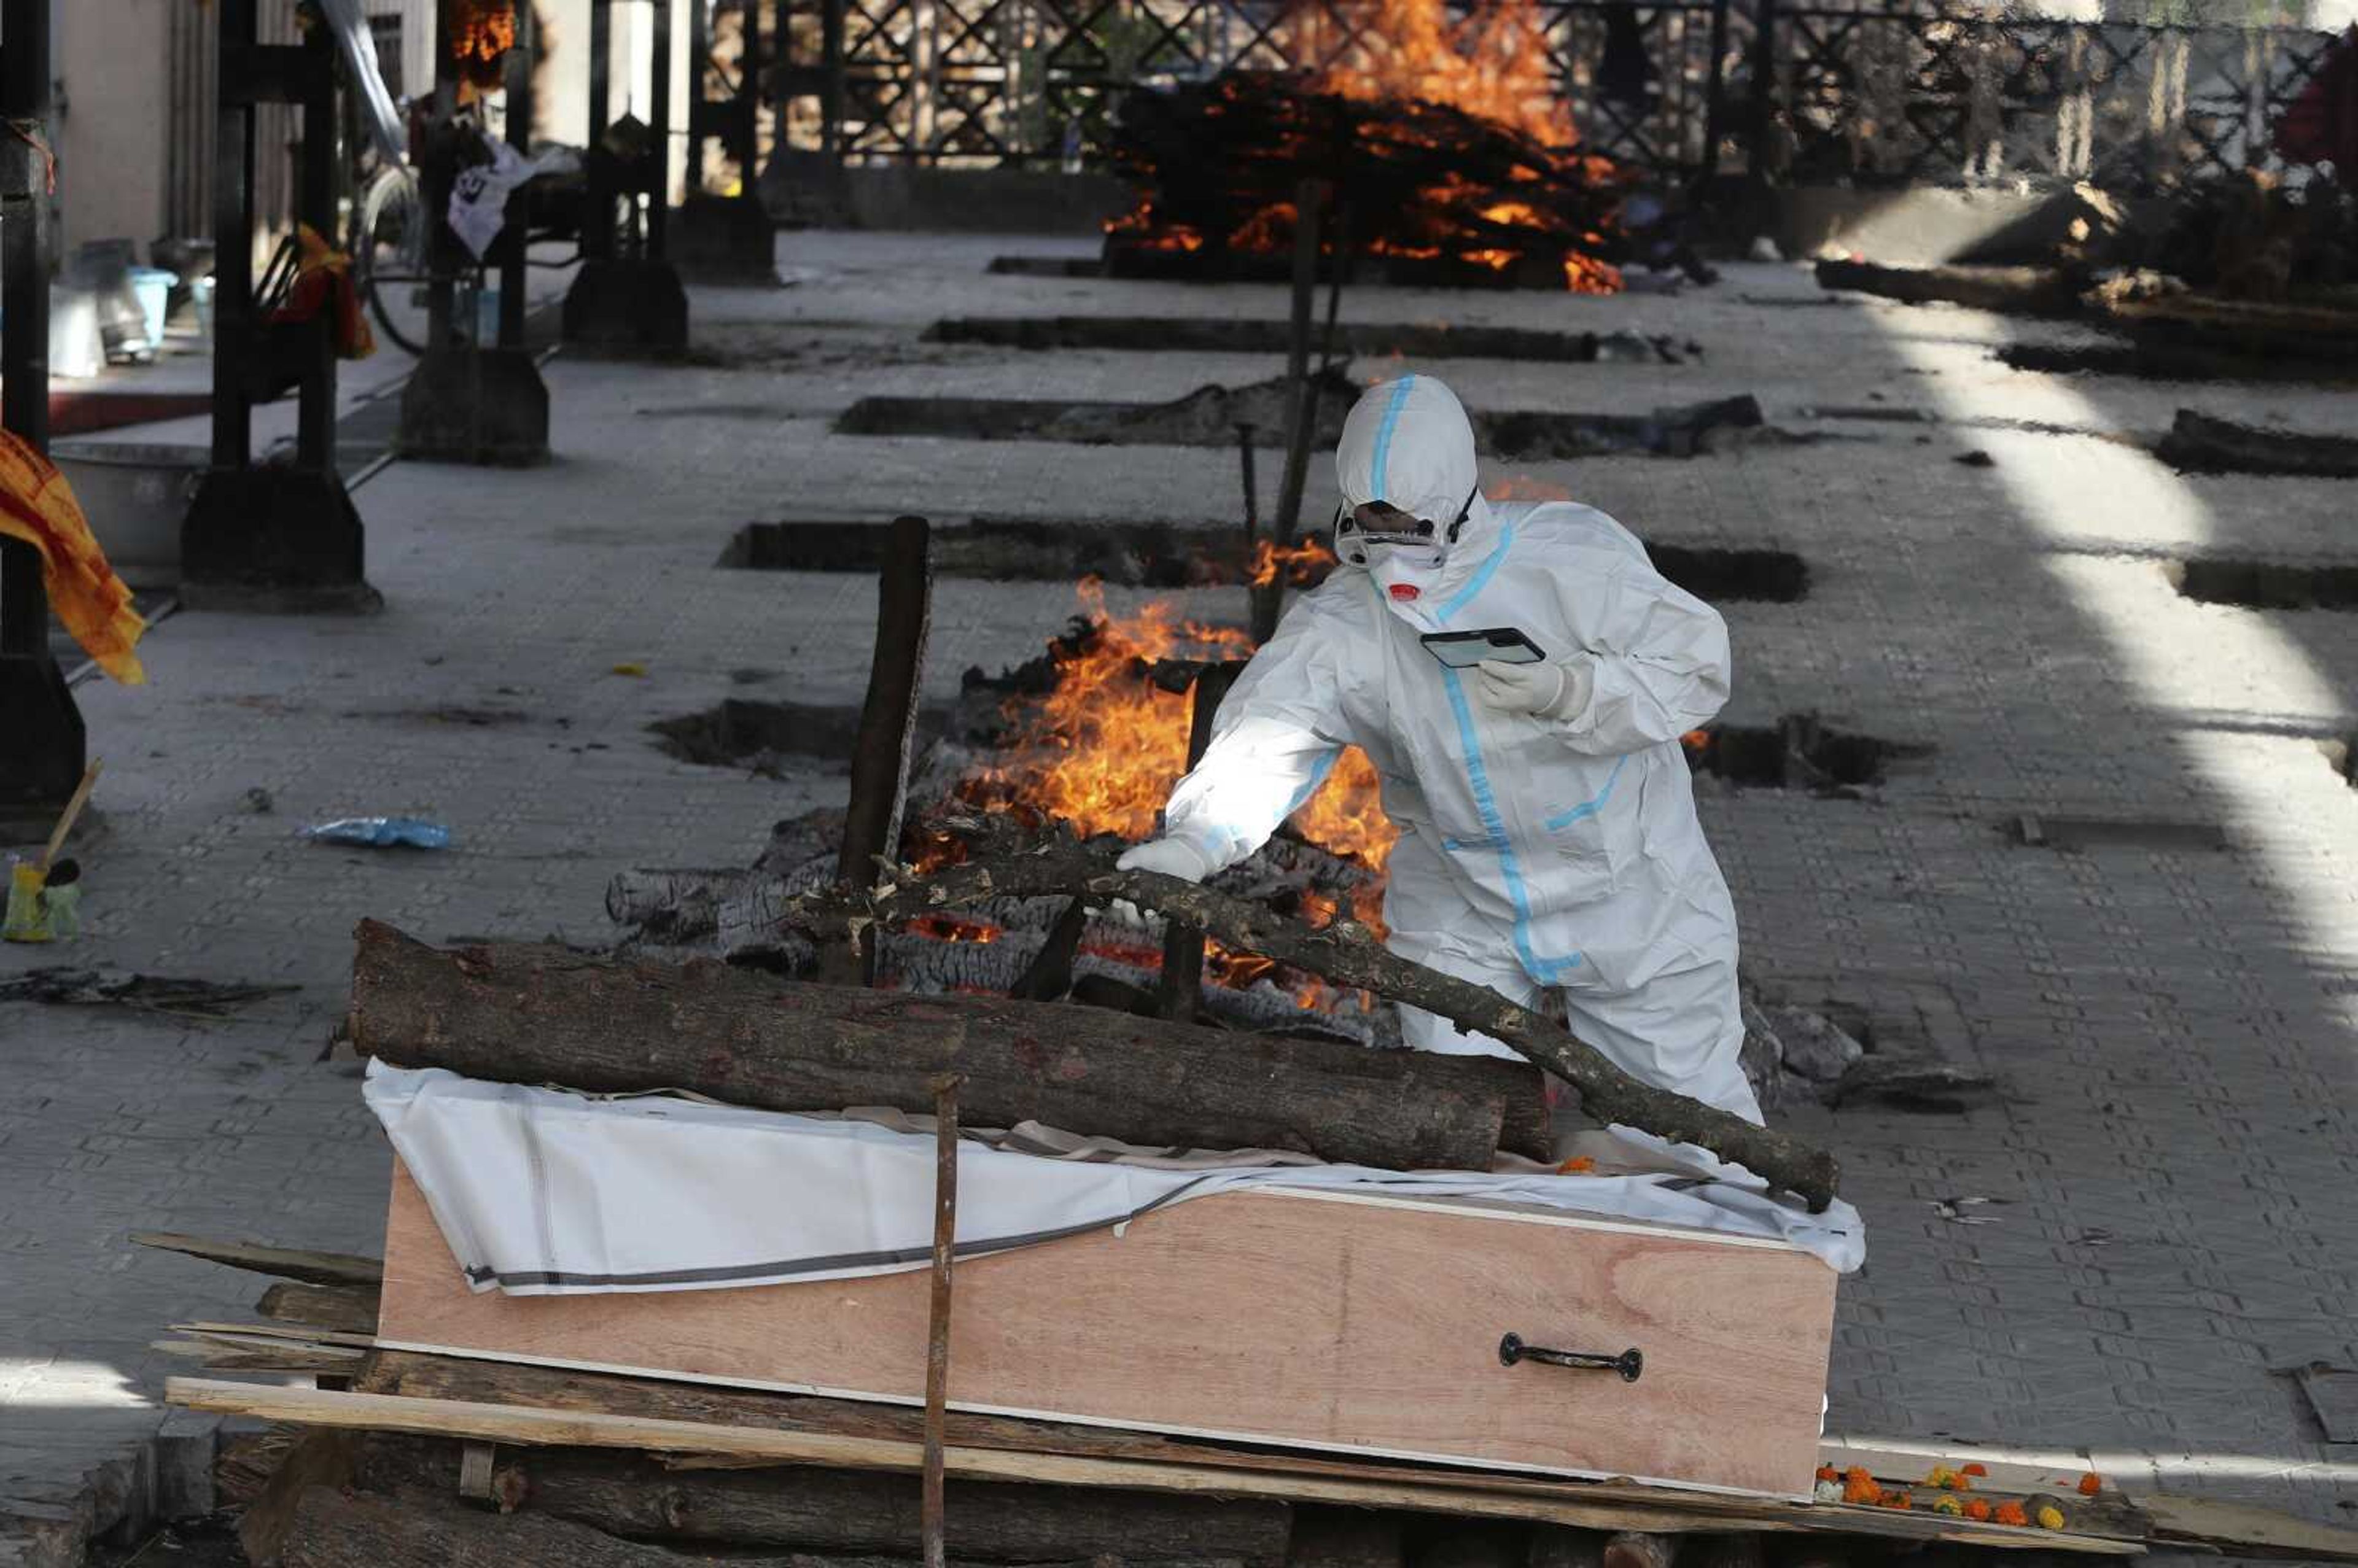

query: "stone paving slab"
xmin=5 ymin=235 xmax=2356 ymax=1561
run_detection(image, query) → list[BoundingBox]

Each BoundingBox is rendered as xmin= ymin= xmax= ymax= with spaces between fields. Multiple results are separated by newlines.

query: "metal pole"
xmin=740 ymin=0 xmax=763 ymax=189
xmin=650 ymin=0 xmax=675 ymax=258
xmin=586 ymin=0 xmax=613 ymax=260
xmin=426 ymin=0 xmax=457 ymax=346
xmin=1694 ymin=0 xmax=1733 ymax=201
xmin=297 ymin=20 xmax=338 ymax=473
xmin=212 ymin=0 xmax=257 ymax=470
xmin=822 ymin=0 xmax=844 ymax=156
xmin=0 ymin=0 xmax=52 ymax=658
xmin=0 ymin=0 xmax=84 ymax=806
xmin=499 ymin=0 xmax=534 ymax=347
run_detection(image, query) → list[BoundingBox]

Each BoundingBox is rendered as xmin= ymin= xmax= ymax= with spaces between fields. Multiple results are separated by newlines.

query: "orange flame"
xmin=1304 ymin=0 xmax=1574 ymax=149
xmin=1249 ymin=537 xmax=1340 ymax=588
xmin=960 ymin=580 xmax=1398 ymax=884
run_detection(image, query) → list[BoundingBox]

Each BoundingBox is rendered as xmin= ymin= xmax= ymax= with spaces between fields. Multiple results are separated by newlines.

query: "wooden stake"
xmin=922 ymin=1072 xmax=962 ymax=1568
xmin=38 ymin=757 xmax=100 ymax=871
xmin=835 ymin=514 xmax=934 ymax=982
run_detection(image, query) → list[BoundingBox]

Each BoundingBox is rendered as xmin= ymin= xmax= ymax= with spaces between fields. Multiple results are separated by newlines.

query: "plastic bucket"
xmin=128 ymin=268 xmax=175 ymax=346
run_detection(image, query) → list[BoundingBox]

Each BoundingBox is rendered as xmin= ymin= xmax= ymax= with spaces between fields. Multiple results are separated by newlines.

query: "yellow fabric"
xmin=0 ymin=430 xmax=146 ymax=684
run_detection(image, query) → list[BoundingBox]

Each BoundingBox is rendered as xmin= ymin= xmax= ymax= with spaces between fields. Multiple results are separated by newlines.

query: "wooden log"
xmin=1811 ymin=259 xmax=2083 ymax=316
xmin=1601 ymin=1534 xmax=1677 ymax=1568
xmin=2155 ymin=409 xmax=2358 ymax=478
xmin=768 ymin=839 xmax=1838 ymax=1209
xmin=131 ymin=1230 xmax=383 ymax=1287
xmin=352 ymin=1434 xmax=1289 ymax=1563
xmin=282 ymin=1483 xmax=768 ymax=1567
xmin=257 ymin=1280 xmax=381 ymax=1333
xmin=348 ymin=920 xmax=1549 ymax=1170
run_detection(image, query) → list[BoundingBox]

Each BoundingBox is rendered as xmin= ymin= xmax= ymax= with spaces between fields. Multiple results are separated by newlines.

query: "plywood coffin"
xmin=379 ymin=1159 xmax=1837 ymax=1499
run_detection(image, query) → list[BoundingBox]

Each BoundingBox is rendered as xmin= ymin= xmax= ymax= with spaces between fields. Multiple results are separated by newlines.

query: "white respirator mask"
xmin=1333 ymin=489 xmax=1475 ymax=606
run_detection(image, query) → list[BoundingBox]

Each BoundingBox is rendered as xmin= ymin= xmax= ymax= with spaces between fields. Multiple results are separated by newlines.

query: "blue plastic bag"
xmin=303 ymin=816 xmax=451 ymax=850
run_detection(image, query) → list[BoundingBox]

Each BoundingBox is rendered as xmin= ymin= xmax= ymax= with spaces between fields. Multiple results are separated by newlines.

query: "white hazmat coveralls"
xmin=1135 ymin=375 xmax=1762 ymax=1124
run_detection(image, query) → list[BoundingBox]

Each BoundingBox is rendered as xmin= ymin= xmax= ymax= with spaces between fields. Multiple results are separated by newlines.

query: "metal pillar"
xmin=674 ymin=1 xmax=777 ymax=279
xmin=181 ymin=0 xmax=373 ymax=611
xmin=562 ymin=0 xmax=690 ymax=353
xmin=0 ymin=0 xmax=87 ymax=814
xmin=398 ymin=0 xmax=552 ymax=465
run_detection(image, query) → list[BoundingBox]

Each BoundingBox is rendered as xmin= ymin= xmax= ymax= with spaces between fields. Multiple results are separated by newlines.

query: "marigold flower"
xmin=1841 ymin=1467 xmax=1883 ymax=1505
xmin=2037 ymin=1505 xmax=2066 ymax=1530
xmin=1932 ymin=1496 xmax=1965 ymax=1517
xmin=2077 ymin=1472 xmax=2101 ymax=1496
xmin=1556 ymin=1155 xmax=1597 ymax=1174
xmin=1816 ymin=1465 xmax=1840 ymax=1483
xmin=1961 ymin=1463 xmax=1988 ymax=1477
xmin=1993 ymin=1502 xmax=2029 ymax=1527
xmin=1964 ymin=1499 xmax=1993 ymax=1523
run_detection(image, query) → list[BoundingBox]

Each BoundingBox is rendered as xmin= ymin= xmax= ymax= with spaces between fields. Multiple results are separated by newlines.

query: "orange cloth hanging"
xmin=271 ymin=224 xmax=376 ymax=361
xmin=0 ymin=430 xmax=146 ymax=685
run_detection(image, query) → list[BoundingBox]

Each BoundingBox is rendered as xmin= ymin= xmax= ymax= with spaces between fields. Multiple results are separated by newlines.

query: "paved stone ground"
xmin=4 ymin=233 xmax=2356 ymax=1561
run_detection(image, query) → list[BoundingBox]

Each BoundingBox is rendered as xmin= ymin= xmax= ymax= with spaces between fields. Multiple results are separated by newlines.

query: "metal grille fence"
xmin=765 ymin=0 xmax=2338 ymax=190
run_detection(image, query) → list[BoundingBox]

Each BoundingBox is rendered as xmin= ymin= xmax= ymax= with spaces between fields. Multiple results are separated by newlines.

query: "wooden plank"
xmin=377 ymin=1161 xmax=1836 ymax=1498
xmin=162 ymin=1378 xmax=2144 ymax=1554
xmin=257 ymin=1281 xmax=381 ymax=1334
xmin=131 ymin=1230 xmax=383 ymax=1287
xmin=2139 ymin=1492 xmax=2358 ymax=1563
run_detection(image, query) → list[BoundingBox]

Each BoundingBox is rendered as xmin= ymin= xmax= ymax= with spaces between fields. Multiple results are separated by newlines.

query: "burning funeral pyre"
xmin=1103 ymin=0 xmax=1628 ymax=290
xmin=613 ymin=581 xmax=1404 ymax=1044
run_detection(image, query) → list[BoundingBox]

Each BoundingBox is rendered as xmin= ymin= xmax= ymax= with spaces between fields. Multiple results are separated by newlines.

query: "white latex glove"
xmin=1473 ymin=657 xmax=1589 ymax=721
xmin=1109 ymin=838 xmax=1211 ymax=928
xmin=1115 ymin=837 xmax=1210 ymax=882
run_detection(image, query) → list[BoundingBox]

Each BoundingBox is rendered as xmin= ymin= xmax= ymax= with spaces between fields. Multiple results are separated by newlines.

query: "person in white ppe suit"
xmin=1118 ymin=374 xmax=1763 ymax=1125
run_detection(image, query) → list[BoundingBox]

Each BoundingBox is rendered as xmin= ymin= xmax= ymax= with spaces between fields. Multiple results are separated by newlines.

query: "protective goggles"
xmin=1331 ymin=488 xmax=1478 ymax=568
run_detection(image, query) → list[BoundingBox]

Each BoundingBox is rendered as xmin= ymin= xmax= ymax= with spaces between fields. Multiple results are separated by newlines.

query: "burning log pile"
xmin=1104 ymin=73 xmax=1630 ymax=292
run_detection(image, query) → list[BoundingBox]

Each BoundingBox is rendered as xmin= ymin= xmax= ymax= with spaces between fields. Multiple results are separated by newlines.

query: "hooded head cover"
xmin=1336 ymin=375 xmax=1478 ymax=530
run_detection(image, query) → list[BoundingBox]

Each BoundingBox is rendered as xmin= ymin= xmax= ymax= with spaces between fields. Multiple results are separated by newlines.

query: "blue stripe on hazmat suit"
xmin=1146 ymin=375 xmax=1764 ymax=1125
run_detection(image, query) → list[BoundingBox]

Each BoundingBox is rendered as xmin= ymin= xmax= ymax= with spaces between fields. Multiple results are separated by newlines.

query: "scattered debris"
xmin=1832 ymin=1058 xmax=2000 ymax=1111
xmin=610 ymin=662 xmax=648 ymax=677
xmin=303 ymin=817 xmax=453 ymax=850
xmin=0 ymin=968 xmax=300 ymax=1018
xmin=1929 ymin=1195 xmax=2008 ymax=1224
xmin=1953 ymin=449 xmax=1996 ymax=468
xmin=243 ymin=786 xmax=275 ymax=813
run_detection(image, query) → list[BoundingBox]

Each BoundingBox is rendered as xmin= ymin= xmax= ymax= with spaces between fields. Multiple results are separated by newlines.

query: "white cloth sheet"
xmin=365 ymin=1061 xmax=1866 ymax=1297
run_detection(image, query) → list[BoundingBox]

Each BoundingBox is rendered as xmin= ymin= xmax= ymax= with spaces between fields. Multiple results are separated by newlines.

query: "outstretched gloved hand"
xmin=1115 ymin=837 xmax=1211 ymax=882
xmin=1110 ymin=838 xmax=1211 ymax=930
xmin=1473 ymin=658 xmax=1589 ymax=721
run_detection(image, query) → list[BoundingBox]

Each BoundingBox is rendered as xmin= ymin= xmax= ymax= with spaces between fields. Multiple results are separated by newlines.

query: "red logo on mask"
xmin=1388 ymin=584 xmax=1422 ymax=602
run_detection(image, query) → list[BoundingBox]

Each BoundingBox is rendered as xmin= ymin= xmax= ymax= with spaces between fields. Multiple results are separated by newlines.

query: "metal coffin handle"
xmin=1498 ymin=1332 xmax=1643 ymax=1382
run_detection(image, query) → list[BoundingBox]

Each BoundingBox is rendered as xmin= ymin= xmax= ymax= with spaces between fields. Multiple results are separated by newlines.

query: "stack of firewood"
xmin=1102 ymin=75 xmax=1630 ymax=290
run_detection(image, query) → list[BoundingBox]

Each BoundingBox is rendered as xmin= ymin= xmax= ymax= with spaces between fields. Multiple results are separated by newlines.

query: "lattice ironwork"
xmin=769 ymin=0 xmax=2337 ymax=188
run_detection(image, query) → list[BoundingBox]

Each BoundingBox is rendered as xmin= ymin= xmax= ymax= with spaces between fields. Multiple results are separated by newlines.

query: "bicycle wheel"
xmin=356 ymin=164 xmax=432 ymax=357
